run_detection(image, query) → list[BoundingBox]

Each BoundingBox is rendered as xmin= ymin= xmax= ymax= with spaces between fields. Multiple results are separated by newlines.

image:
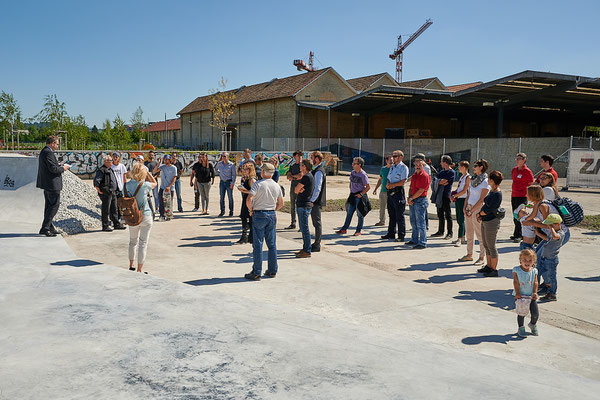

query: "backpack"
xmin=547 ymin=195 xmax=584 ymax=227
xmin=117 ymin=182 xmax=144 ymax=226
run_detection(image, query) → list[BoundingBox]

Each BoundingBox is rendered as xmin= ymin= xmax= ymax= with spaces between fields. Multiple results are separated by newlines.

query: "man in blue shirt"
xmin=215 ymin=152 xmax=236 ymax=217
xmin=309 ymin=151 xmax=326 ymax=252
xmin=381 ymin=150 xmax=408 ymax=242
xmin=431 ymin=155 xmax=455 ymax=239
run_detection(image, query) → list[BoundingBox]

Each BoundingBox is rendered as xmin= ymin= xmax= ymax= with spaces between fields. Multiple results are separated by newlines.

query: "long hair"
xmin=243 ymin=162 xmax=257 ymax=180
xmin=540 ymin=172 xmax=559 ymax=197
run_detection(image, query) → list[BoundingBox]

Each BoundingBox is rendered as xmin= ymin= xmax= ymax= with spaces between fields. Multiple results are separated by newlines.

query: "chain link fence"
xmin=257 ymin=136 xmax=600 ymax=178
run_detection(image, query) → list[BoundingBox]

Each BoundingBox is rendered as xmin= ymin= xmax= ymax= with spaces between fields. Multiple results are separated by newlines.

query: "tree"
xmin=130 ymin=106 xmax=145 ymax=144
xmin=0 ymin=91 xmax=22 ymax=143
xmin=111 ymin=114 xmax=130 ymax=149
xmin=68 ymin=115 xmax=89 ymax=150
xmin=208 ymin=78 xmax=237 ymax=149
xmin=36 ymin=94 xmax=67 ymax=132
xmin=101 ymin=119 xmax=112 ymax=148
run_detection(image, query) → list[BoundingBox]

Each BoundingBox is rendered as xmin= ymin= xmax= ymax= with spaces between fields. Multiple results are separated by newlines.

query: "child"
xmin=513 ymin=249 xmax=539 ymax=337
xmin=534 ymin=213 xmax=566 ymax=301
xmin=518 ymin=185 xmax=544 ymax=250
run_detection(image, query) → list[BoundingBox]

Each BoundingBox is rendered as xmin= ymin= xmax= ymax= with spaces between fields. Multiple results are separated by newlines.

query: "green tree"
xmin=208 ymin=78 xmax=237 ymax=149
xmin=67 ymin=115 xmax=89 ymax=149
xmin=36 ymin=94 xmax=67 ymax=132
xmin=130 ymin=106 xmax=145 ymax=144
xmin=0 ymin=91 xmax=22 ymax=146
xmin=101 ymin=119 xmax=112 ymax=148
xmin=111 ymin=114 xmax=130 ymax=149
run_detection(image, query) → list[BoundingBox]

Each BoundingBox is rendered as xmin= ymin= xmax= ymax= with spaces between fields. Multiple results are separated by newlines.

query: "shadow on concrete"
xmin=183 ymin=277 xmax=249 ymax=286
xmin=222 ymin=250 xmax=298 ymax=264
xmin=462 ymin=333 xmax=524 ymax=345
xmin=179 ymin=240 xmax=235 ymax=248
xmin=454 ymin=289 xmax=514 ymax=310
xmin=349 ymin=245 xmax=401 ymax=253
xmin=67 ymin=204 xmax=101 ymax=219
xmin=415 ymin=269 xmax=513 ymax=285
xmin=51 ymin=259 xmax=103 ymax=267
xmin=582 ymin=231 xmax=600 ymax=236
xmin=399 ymin=261 xmax=461 ymax=272
xmin=565 ymin=275 xmax=600 ymax=282
xmin=0 ymin=233 xmax=43 ymax=238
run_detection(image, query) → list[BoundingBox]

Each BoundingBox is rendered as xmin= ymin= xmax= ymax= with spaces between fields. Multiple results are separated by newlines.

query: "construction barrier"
xmin=567 ymin=149 xmax=600 ymax=189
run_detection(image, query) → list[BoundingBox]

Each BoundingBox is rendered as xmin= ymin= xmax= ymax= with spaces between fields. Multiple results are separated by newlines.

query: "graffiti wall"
xmin=8 ymin=150 xmax=337 ymax=177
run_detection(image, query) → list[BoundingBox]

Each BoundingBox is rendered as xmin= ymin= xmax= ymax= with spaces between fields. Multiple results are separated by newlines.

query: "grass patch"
xmin=280 ymin=198 xmax=381 ymax=213
xmin=579 ymin=215 xmax=600 ymax=231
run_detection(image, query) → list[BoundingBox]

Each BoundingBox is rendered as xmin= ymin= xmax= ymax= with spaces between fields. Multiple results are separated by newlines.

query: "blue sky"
xmin=2 ymin=0 xmax=599 ymax=127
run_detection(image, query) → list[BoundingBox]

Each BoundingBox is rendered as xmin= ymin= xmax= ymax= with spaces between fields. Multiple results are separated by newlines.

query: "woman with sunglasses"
xmin=459 ymin=159 xmax=490 ymax=265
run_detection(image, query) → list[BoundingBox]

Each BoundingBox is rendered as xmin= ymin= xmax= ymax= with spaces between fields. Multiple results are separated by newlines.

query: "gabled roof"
xmin=347 ymin=73 xmax=396 ymax=92
xmin=178 ymin=69 xmax=331 ymax=115
xmin=446 ymin=82 xmax=483 ymax=92
xmin=398 ymin=77 xmax=447 ymax=90
xmin=143 ymin=119 xmax=181 ymax=133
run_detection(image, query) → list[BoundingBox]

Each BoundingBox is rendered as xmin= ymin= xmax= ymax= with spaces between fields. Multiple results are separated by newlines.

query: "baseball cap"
xmin=261 ymin=162 xmax=275 ymax=173
xmin=113 ymin=152 xmax=121 ymax=157
xmin=163 ymin=154 xmax=171 ymax=160
xmin=542 ymin=213 xmax=562 ymax=225
xmin=136 ymin=155 xmax=144 ymax=161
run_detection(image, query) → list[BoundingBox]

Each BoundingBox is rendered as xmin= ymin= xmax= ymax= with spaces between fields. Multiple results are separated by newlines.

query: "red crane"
xmin=389 ymin=19 xmax=433 ymax=83
xmin=293 ymin=51 xmax=315 ymax=72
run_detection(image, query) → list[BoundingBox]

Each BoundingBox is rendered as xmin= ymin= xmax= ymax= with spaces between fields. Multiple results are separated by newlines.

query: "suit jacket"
xmin=36 ymin=146 xmax=64 ymax=191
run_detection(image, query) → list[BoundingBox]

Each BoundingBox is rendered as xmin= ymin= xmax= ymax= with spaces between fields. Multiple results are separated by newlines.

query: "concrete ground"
xmin=2 ymin=171 xmax=600 ymax=398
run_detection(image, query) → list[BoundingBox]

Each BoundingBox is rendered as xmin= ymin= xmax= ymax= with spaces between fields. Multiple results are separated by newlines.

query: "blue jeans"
xmin=219 ymin=180 xmax=234 ymax=213
xmin=297 ymin=206 xmax=312 ymax=253
xmin=174 ymin=179 xmax=183 ymax=211
xmin=341 ymin=195 xmax=364 ymax=233
xmin=538 ymin=256 xmax=559 ymax=294
xmin=152 ymin=185 xmax=159 ymax=210
xmin=252 ymin=211 xmax=278 ymax=276
xmin=535 ymin=229 xmax=569 ymax=284
xmin=409 ymin=197 xmax=428 ymax=247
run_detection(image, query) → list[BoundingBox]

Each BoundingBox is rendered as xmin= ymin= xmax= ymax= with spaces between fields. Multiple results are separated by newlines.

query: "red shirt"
xmin=511 ymin=165 xmax=534 ymax=197
xmin=535 ymin=167 xmax=558 ymax=184
xmin=409 ymin=170 xmax=430 ymax=198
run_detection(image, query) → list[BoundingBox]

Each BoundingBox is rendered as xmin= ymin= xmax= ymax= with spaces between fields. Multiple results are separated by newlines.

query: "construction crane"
xmin=389 ymin=19 xmax=433 ymax=82
xmin=293 ymin=51 xmax=315 ymax=72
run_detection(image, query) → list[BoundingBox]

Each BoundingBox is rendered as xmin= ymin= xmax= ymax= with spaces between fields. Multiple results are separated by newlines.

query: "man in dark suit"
xmin=37 ymin=135 xmax=70 ymax=237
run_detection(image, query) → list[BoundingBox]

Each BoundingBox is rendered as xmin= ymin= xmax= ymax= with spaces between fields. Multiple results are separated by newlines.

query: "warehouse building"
xmin=177 ymin=69 xmax=600 ymax=150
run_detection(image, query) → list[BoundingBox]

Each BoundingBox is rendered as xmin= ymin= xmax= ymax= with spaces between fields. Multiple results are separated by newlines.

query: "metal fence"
xmin=259 ymin=136 xmax=600 ymax=178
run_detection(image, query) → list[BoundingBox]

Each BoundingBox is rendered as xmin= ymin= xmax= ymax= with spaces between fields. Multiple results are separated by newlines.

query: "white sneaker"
xmin=192 ymin=208 xmax=198 ymax=212
xmin=158 ymin=216 xmax=166 ymax=222
xmin=452 ymin=238 xmax=461 ymax=247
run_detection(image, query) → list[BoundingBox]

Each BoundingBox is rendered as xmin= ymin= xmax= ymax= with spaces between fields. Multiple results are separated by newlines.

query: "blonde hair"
xmin=243 ymin=162 xmax=257 ymax=179
xmin=519 ymin=249 xmax=537 ymax=264
xmin=269 ymin=156 xmax=279 ymax=166
xmin=526 ymin=184 xmax=544 ymax=203
xmin=131 ymin=163 xmax=148 ymax=182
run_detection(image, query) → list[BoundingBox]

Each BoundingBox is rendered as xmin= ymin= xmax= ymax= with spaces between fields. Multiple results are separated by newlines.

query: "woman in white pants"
xmin=459 ymin=159 xmax=490 ymax=266
xmin=125 ymin=162 xmax=157 ymax=273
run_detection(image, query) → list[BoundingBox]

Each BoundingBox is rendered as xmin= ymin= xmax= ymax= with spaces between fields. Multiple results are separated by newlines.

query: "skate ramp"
xmin=0 ymin=155 xmax=43 ymax=224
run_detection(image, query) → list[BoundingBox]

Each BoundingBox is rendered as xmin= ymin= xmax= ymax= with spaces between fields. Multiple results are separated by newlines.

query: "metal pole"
xmin=319 ymin=137 xmax=322 ymax=150
xmin=287 ymin=138 xmax=289 ymax=153
xmin=302 ymin=138 xmax=305 ymax=153
xmin=359 ymin=138 xmax=362 ymax=157
xmin=338 ymin=138 xmax=340 ymax=158
xmin=382 ymin=138 xmax=386 ymax=165
xmin=409 ymin=138 xmax=413 ymax=164
xmin=327 ymin=107 xmax=331 ymax=153
xmin=590 ymin=136 xmax=593 ymax=149
xmin=476 ymin=138 xmax=480 ymax=160
xmin=570 ymin=135 xmax=573 ymax=149
xmin=442 ymin=138 xmax=446 ymax=156
xmin=10 ymin=122 xmax=14 ymax=151
xmin=519 ymin=137 xmax=522 ymax=153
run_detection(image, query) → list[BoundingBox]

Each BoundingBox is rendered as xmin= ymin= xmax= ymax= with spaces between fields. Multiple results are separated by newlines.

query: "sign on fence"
xmin=567 ymin=149 xmax=600 ymax=188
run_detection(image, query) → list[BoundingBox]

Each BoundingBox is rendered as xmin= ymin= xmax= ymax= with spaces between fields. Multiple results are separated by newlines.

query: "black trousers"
xmin=436 ymin=197 xmax=453 ymax=235
xmin=387 ymin=188 xmax=406 ymax=239
xmin=311 ymin=205 xmax=322 ymax=246
xmin=512 ymin=196 xmax=528 ymax=238
xmin=41 ymin=190 xmax=60 ymax=232
xmin=99 ymin=192 xmax=120 ymax=229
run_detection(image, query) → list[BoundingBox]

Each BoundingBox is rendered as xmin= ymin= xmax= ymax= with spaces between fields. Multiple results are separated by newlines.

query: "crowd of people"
xmin=38 ymin=138 xmax=568 ymax=335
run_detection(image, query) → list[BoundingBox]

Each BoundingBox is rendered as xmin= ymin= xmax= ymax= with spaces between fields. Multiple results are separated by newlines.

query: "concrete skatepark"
xmin=1 ymin=154 xmax=600 ymax=399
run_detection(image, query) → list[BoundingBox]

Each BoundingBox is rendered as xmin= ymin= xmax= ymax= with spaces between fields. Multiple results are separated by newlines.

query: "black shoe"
xmin=264 ymin=271 xmax=277 ymax=278
xmin=430 ymin=232 xmax=444 ymax=238
xmin=381 ymin=234 xmax=395 ymax=240
xmin=235 ymin=236 xmax=248 ymax=244
xmin=311 ymin=245 xmax=321 ymax=252
xmin=285 ymin=224 xmax=296 ymax=230
xmin=244 ymin=272 xmax=261 ymax=281
xmin=542 ymin=293 xmax=557 ymax=301
xmin=129 ymin=267 xmax=136 ymax=271
xmin=229 ymin=211 xmax=234 ymax=217
xmin=405 ymin=241 xmax=417 ymax=246
xmin=114 ymin=224 xmax=127 ymax=230
xmin=477 ymin=265 xmax=492 ymax=273
xmin=537 ymin=285 xmax=550 ymax=295
xmin=49 ymin=225 xmax=60 ymax=235
xmin=218 ymin=212 xmax=224 ymax=217
xmin=102 ymin=227 xmax=113 ymax=232
xmin=444 ymin=233 xmax=453 ymax=240
xmin=483 ymin=269 xmax=499 ymax=277
xmin=413 ymin=244 xmax=427 ymax=249
xmin=394 ymin=237 xmax=405 ymax=242
xmin=40 ymin=230 xmax=57 ymax=237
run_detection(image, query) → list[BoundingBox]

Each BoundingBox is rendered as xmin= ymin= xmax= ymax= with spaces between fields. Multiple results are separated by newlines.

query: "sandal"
xmin=458 ymin=255 xmax=473 ymax=262
xmin=129 ymin=267 xmax=135 ymax=271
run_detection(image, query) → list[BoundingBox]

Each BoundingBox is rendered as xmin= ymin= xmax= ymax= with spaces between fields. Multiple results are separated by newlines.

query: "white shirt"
xmin=110 ymin=163 xmax=127 ymax=192
xmin=467 ymin=177 xmax=490 ymax=206
xmin=456 ymin=174 xmax=469 ymax=199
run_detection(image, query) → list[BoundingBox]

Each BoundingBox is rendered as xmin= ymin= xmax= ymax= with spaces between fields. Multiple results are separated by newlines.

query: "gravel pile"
xmin=54 ymin=171 xmax=103 ymax=235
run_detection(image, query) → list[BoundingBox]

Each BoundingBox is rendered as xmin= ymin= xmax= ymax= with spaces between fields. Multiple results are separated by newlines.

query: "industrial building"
xmin=177 ymin=68 xmax=600 ymax=151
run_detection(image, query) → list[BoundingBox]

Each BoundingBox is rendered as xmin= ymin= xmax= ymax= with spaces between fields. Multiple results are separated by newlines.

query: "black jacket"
xmin=310 ymin=165 xmax=327 ymax=207
xmin=94 ymin=165 xmax=118 ymax=193
xmin=36 ymin=146 xmax=63 ymax=191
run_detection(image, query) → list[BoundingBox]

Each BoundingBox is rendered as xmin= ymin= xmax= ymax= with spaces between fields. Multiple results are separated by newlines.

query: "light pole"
xmin=15 ymin=129 xmax=29 ymax=150
xmin=56 ymin=130 xmax=67 ymax=150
